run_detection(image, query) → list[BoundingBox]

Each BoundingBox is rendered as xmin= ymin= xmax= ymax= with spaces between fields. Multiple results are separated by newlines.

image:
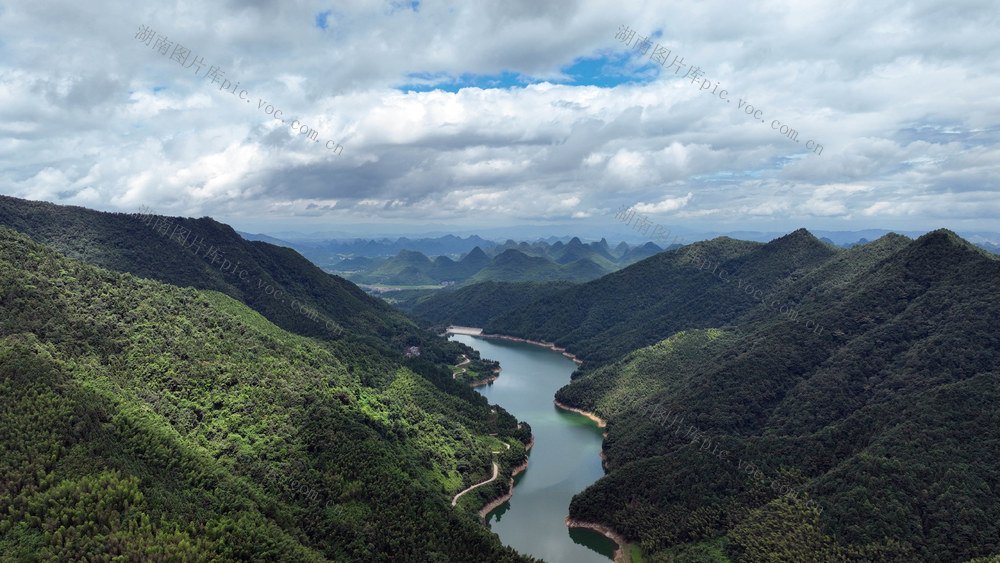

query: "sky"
xmin=1 ymin=0 xmax=998 ymax=240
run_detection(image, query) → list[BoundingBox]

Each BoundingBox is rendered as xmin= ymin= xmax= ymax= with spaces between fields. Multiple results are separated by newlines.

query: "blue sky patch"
xmin=392 ymin=1 xmax=419 ymax=11
xmin=315 ymin=10 xmax=332 ymax=29
xmin=556 ymin=53 xmax=657 ymax=87
xmin=393 ymin=51 xmax=661 ymax=94
xmin=395 ymin=70 xmax=532 ymax=93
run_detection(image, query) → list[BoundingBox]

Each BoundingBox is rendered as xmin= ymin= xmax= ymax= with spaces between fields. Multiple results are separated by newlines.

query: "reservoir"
xmin=449 ymin=334 xmax=616 ymax=562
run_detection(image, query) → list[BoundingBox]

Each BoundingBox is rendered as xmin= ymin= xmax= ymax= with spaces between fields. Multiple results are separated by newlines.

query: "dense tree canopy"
xmin=546 ymin=230 xmax=1000 ymax=561
xmin=0 ymin=227 xmax=534 ymax=561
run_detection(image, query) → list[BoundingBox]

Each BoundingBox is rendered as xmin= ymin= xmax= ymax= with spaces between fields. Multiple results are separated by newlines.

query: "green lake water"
xmin=450 ymin=334 xmax=616 ymax=562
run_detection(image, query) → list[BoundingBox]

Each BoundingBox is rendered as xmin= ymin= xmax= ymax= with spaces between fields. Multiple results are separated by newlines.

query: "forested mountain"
xmin=356 ymin=249 xmax=440 ymax=285
xmin=0 ymin=195 xmax=483 ymax=388
xmin=0 ymin=227 xmax=533 ymax=561
xmin=352 ymin=247 xmax=491 ymax=285
xmin=486 ymin=229 xmax=840 ymax=366
xmin=541 ymin=229 xmax=1000 ymax=561
xmin=618 ymin=241 xmax=666 ymax=264
xmin=462 ymin=249 xmax=606 ymax=285
xmin=397 ymin=280 xmax=577 ymax=328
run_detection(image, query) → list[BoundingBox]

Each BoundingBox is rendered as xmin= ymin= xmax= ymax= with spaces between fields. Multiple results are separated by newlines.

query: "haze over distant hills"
xmin=302 ymin=236 xmax=670 ymax=287
xmin=238 ymin=230 xmax=1000 ymax=285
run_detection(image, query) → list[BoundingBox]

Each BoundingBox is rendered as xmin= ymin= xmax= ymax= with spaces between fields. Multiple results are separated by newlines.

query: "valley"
xmin=2 ymin=196 xmax=999 ymax=561
xmin=449 ymin=333 xmax=617 ymax=563
xmin=5 ymin=4 xmax=999 ymax=560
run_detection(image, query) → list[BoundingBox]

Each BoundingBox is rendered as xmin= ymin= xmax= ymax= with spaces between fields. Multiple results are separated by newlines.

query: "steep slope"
xmin=486 ymin=229 xmax=840 ymax=366
xmin=429 ymin=247 xmax=492 ymax=281
xmin=588 ymin=238 xmax=618 ymax=263
xmin=0 ymin=227 xmax=533 ymax=561
xmin=554 ymin=237 xmax=617 ymax=271
xmin=459 ymin=246 xmax=492 ymax=272
xmin=397 ymin=280 xmax=578 ymax=327
xmin=489 ymin=240 xmax=540 ymax=258
xmin=351 ymin=249 xmax=437 ymax=284
xmin=620 ymin=241 xmax=669 ymax=264
xmin=613 ymin=241 xmax=630 ymax=258
xmin=330 ymin=255 xmax=384 ymax=272
xmin=0 ymin=195 xmax=470 ymax=387
xmin=463 ymin=249 xmax=607 ymax=285
xmin=553 ymin=230 xmax=1000 ymax=561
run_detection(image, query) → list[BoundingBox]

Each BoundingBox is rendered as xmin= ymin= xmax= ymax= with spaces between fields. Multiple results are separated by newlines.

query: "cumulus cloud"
xmin=0 ymin=0 xmax=997 ymax=236
xmin=635 ymin=192 xmax=693 ymax=214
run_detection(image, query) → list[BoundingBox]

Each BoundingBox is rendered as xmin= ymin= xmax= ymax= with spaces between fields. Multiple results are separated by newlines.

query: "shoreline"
xmin=468 ymin=369 xmax=500 ymax=387
xmin=479 ymin=332 xmax=585 ymax=365
xmin=444 ymin=326 xmax=584 ymax=366
xmin=477 ymin=435 xmax=534 ymax=518
xmin=451 ymin=462 xmax=499 ymax=507
xmin=565 ymin=518 xmax=631 ymax=563
xmin=477 ymin=460 xmax=529 ymax=518
xmin=448 ymin=327 xmax=623 ymax=557
xmin=468 ymin=365 xmax=503 ymax=387
xmin=553 ymin=399 xmax=607 ymax=428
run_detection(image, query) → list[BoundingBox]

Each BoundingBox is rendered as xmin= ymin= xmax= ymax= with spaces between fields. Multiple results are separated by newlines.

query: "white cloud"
xmin=635 ymin=192 xmax=693 ymax=214
xmin=0 ymin=0 xmax=997 ymax=234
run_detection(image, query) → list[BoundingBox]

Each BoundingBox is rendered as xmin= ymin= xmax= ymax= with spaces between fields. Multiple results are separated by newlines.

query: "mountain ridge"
xmin=537 ymin=227 xmax=1000 ymax=561
xmin=0 ymin=226 xmax=535 ymax=561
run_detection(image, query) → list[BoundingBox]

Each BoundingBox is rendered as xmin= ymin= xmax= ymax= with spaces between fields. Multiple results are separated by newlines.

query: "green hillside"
xmin=397 ymin=280 xmax=577 ymax=327
xmin=347 ymin=247 xmax=491 ymax=286
xmin=431 ymin=247 xmax=493 ymax=281
xmin=0 ymin=227 xmax=533 ymax=561
xmin=356 ymin=249 xmax=437 ymax=285
xmin=463 ymin=249 xmax=606 ymax=285
xmin=552 ymin=237 xmax=617 ymax=271
xmin=549 ymin=230 xmax=1000 ymax=561
xmin=0 ymin=196 xmax=480 ymax=392
xmin=486 ymin=229 xmax=841 ymax=366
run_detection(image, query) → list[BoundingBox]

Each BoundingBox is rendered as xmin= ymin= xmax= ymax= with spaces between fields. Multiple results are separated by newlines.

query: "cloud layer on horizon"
xmin=1 ymin=0 xmax=998 ymax=235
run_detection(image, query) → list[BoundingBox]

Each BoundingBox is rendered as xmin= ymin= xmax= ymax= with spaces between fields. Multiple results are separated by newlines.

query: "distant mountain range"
xmin=241 ymin=229 xmax=1000 ymax=262
xmin=335 ymin=238 xmax=668 ymax=287
xmin=236 ymin=233 xmax=499 ymax=269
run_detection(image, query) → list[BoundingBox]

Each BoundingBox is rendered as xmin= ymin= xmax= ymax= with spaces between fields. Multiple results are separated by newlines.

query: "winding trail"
xmin=451 ymin=462 xmax=499 ymax=506
xmin=452 ymin=354 xmax=472 ymax=379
